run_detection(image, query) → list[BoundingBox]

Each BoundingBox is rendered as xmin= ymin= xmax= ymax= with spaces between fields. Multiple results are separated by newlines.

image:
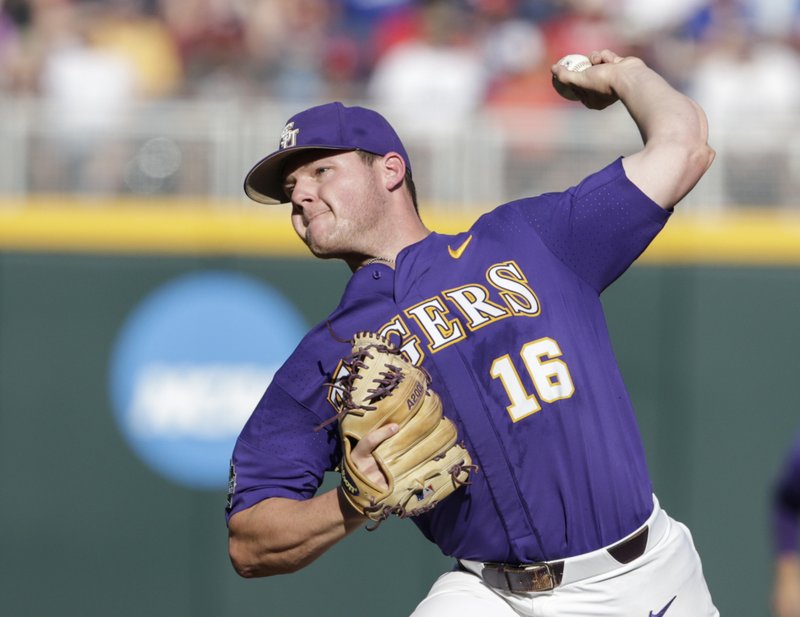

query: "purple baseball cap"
xmin=243 ymin=102 xmax=412 ymax=204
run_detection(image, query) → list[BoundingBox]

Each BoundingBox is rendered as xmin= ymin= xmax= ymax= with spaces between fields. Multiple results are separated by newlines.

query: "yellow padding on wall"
xmin=0 ymin=199 xmax=305 ymax=256
xmin=641 ymin=211 xmax=800 ymax=265
xmin=2 ymin=198 xmax=800 ymax=265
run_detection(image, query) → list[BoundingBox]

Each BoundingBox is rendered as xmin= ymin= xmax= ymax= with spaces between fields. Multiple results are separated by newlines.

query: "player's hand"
xmin=551 ymin=50 xmax=644 ymax=111
xmin=349 ymin=423 xmax=399 ymax=491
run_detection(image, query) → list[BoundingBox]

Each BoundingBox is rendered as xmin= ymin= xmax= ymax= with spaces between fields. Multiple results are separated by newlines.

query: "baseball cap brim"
xmin=243 ymin=145 xmax=353 ymax=205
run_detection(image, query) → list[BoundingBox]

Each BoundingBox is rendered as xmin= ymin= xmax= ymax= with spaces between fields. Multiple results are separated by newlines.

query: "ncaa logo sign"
xmin=109 ymin=271 xmax=306 ymax=489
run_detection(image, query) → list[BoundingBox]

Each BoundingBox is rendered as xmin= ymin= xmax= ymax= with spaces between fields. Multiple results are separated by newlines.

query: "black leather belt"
xmin=479 ymin=525 xmax=650 ymax=593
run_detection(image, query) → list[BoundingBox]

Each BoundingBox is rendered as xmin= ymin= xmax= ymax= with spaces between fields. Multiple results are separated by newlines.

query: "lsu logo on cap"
xmin=280 ymin=122 xmax=299 ymax=149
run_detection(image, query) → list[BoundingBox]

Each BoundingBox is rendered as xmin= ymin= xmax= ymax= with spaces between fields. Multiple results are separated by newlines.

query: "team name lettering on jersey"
xmin=380 ymin=316 xmax=425 ymax=365
xmin=327 ymin=362 xmax=351 ymax=412
xmin=326 ymin=260 xmax=544 ymax=414
xmin=394 ymin=260 xmax=540 ymax=358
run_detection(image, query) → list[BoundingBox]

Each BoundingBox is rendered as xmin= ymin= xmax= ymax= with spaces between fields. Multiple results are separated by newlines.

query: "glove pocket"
xmin=376 ymin=416 xmax=458 ymax=478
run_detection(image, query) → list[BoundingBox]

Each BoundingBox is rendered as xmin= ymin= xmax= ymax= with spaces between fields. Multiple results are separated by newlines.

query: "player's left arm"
xmin=552 ymin=49 xmax=715 ymax=210
xmin=227 ymin=425 xmax=396 ymax=578
xmin=771 ymin=438 xmax=800 ymax=616
xmin=773 ymin=553 xmax=800 ymax=617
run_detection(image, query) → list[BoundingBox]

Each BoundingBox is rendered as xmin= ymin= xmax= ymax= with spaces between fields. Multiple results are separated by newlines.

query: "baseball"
xmin=552 ymin=54 xmax=592 ymax=101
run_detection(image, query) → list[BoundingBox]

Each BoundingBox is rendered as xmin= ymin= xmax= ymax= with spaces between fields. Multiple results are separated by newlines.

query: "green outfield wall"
xmin=1 ymin=204 xmax=799 ymax=617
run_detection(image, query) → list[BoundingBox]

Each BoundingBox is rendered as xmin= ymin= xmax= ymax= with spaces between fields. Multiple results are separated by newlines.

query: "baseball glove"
xmin=327 ymin=331 xmax=474 ymax=528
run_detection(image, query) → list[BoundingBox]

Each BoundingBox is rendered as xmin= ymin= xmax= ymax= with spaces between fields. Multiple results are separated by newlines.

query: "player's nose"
xmin=288 ymin=177 xmax=317 ymax=206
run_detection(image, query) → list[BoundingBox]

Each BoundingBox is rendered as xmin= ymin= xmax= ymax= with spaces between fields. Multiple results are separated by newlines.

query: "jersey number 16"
xmin=490 ymin=337 xmax=575 ymax=422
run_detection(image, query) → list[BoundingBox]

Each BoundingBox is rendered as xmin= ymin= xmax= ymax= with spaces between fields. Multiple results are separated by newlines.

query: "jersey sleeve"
xmin=497 ymin=158 xmax=670 ymax=292
xmin=773 ymin=435 xmax=800 ymax=554
xmin=225 ymin=379 xmax=339 ymax=523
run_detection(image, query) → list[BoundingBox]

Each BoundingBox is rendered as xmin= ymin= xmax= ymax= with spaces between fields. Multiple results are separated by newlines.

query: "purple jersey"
xmin=227 ymin=158 xmax=670 ymax=563
xmin=774 ymin=432 xmax=800 ymax=554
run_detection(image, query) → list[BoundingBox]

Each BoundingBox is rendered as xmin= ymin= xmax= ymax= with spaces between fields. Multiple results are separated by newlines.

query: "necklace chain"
xmin=365 ymin=257 xmax=394 ymax=266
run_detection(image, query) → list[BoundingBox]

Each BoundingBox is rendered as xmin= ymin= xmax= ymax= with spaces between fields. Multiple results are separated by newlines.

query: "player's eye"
xmin=315 ymin=166 xmax=331 ymax=177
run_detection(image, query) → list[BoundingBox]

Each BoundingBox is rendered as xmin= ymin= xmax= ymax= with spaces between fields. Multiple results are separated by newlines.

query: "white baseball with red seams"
xmin=553 ymin=54 xmax=592 ymax=101
xmin=558 ymin=54 xmax=592 ymax=72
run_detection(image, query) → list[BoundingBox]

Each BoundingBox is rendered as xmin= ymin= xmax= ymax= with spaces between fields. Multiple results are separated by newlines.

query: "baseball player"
xmin=226 ymin=50 xmax=719 ymax=616
xmin=772 ymin=431 xmax=800 ymax=617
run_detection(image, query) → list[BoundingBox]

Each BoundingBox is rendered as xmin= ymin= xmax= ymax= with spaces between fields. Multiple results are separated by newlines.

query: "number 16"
xmin=490 ymin=337 xmax=575 ymax=422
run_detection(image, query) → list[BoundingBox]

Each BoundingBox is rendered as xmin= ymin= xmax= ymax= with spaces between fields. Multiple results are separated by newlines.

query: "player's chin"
xmin=303 ymin=233 xmax=340 ymax=260
xmin=307 ymin=245 xmax=335 ymax=260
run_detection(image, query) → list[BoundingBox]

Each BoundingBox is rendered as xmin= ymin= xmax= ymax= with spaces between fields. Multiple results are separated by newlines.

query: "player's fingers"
xmin=354 ymin=423 xmax=399 ymax=456
xmin=350 ymin=424 xmax=398 ymax=490
xmin=550 ymin=63 xmax=580 ymax=84
xmin=591 ymin=49 xmax=622 ymax=65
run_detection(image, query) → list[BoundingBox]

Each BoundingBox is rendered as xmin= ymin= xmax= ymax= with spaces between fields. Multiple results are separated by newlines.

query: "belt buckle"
xmin=517 ymin=563 xmax=559 ymax=592
xmin=484 ymin=562 xmax=560 ymax=593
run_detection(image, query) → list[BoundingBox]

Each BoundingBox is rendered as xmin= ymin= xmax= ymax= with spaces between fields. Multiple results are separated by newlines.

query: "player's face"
xmin=282 ymin=151 xmax=387 ymax=260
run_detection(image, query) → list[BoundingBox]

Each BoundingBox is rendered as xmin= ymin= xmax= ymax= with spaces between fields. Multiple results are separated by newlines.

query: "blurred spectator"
xmin=1 ymin=0 xmax=800 ymax=207
xmin=0 ymin=0 xmax=31 ymax=92
xmin=158 ymin=0 xmax=248 ymax=98
xmin=613 ymin=0 xmax=707 ymax=44
xmin=366 ymin=0 xmax=486 ymax=133
xmin=481 ymin=18 xmax=560 ymax=109
xmin=340 ymin=0 xmax=414 ymax=42
xmin=500 ymin=0 xmax=564 ymax=24
xmin=479 ymin=16 xmax=565 ymax=192
xmin=541 ymin=0 xmax=626 ymax=67
xmin=4 ymin=0 xmax=77 ymax=96
xmin=341 ymin=0 xmax=415 ymax=74
xmin=236 ymin=0 xmax=361 ymax=102
xmin=30 ymin=0 xmax=137 ymax=194
xmin=772 ymin=431 xmax=800 ymax=617
xmin=0 ymin=0 xmax=797 ymax=115
xmin=747 ymin=0 xmax=800 ymax=41
xmin=470 ymin=0 xmax=544 ymax=90
xmin=367 ymin=1 xmax=420 ymax=68
xmin=88 ymin=0 xmax=182 ymax=99
xmin=683 ymin=1 xmax=800 ymax=206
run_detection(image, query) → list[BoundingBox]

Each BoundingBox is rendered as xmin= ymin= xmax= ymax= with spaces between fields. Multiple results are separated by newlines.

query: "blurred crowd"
xmin=2 ymin=0 xmax=800 ymax=203
xmin=2 ymin=0 xmax=800 ymax=112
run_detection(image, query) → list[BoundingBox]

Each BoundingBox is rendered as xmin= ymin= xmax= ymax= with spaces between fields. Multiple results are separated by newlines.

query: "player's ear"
xmin=381 ymin=153 xmax=407 ymax=192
